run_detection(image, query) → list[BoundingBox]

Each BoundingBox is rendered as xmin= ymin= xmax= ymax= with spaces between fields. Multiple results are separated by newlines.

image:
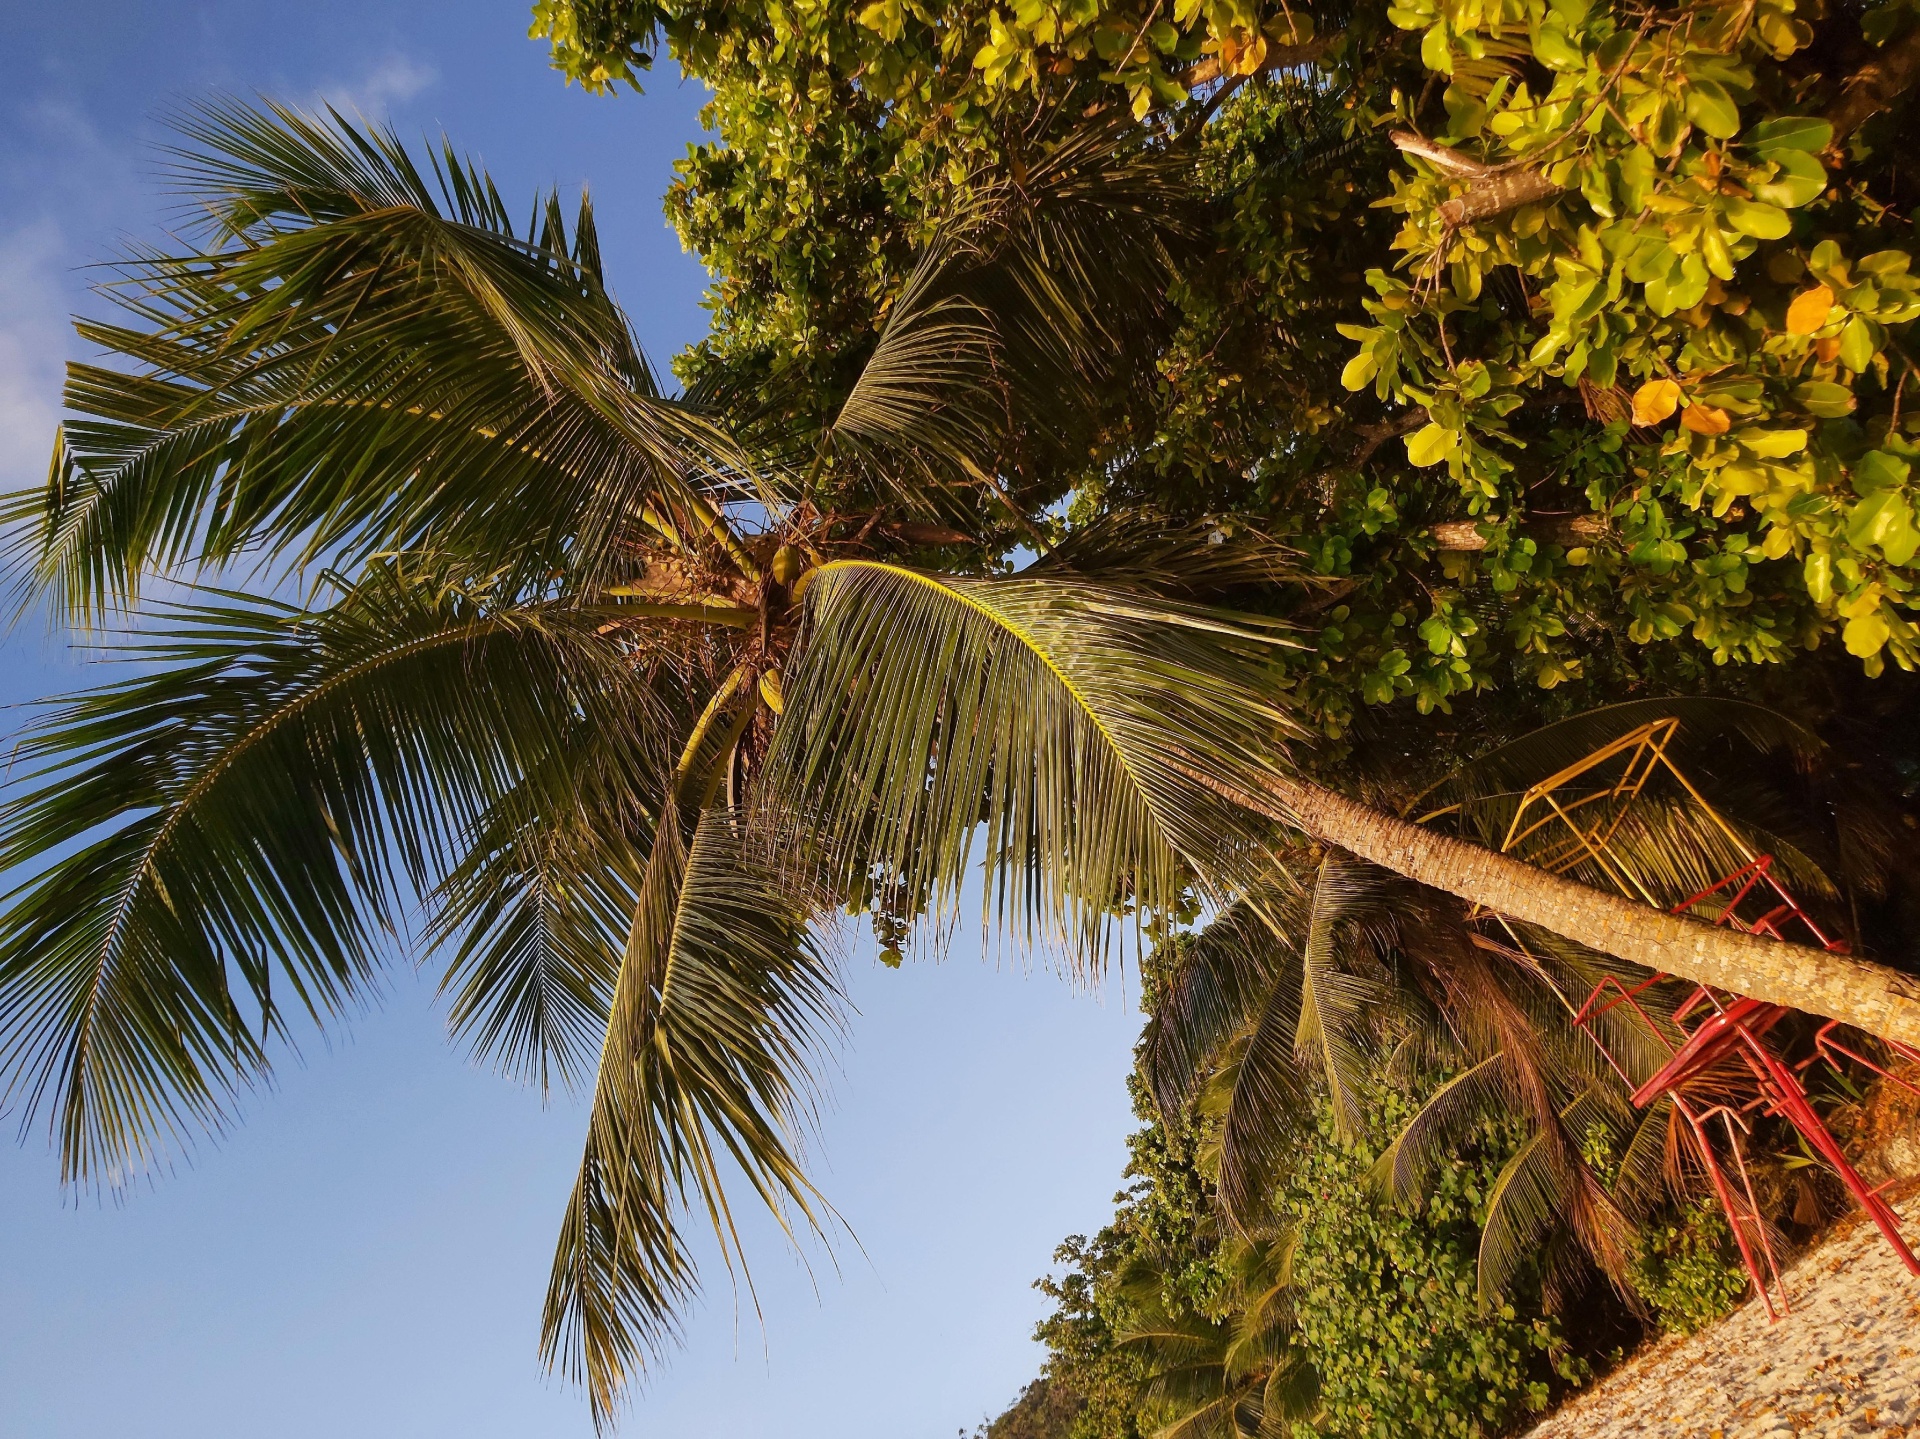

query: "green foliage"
xmin=1018 ymin=1067 xmax=1586 ymax=1439
xmin=17 ymin=0 xmax=1920 ymax=1416
xmin=1279 ymin=1088 xmax=1566 ymax=1439
xmin=530 ymin=0 xmax=1920 ymax=735
xmin=1625 ymin=1202 xmax=1750 ymax=1336
xmin=1030 ymin=1073 xmax=1219 ymax=1439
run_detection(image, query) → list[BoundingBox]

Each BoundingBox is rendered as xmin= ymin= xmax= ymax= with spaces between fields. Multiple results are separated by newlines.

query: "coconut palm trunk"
xmin=1231 ymin=773 xmax=1920 ymax=1048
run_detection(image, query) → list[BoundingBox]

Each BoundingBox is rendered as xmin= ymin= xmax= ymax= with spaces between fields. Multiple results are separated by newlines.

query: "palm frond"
xmin=1255 ymin=1354 xmax=1320 ymax=1439
xmin=1372 ymin=1052 xmax=1511 ymax=1202
xmin=542 ymin=800 xmax=840 ymax=1425
xmin=1476 ymin=1085 xmax=1625 ymax=1304
xmin=821 ymin=231 xmax=1004 ymax=516
xmin=1144 ymin=1386 xmax=1246 ymax=1439
xmin=1035 ymin=512 xmax=1303 ymax=600
xmin=1225 ymin=1229 xmax=1299 ymax=1373
xmin=428 ymin=739 xmax=663 ymax=1093
xmin=770 ymin=561 xmax=1301 ymax=964
xmin=810 ymin=110 xmax=1196 ymax=522
xmin=0 ymin=561 xmax=650 ymax=1185
xmin=1288 ymin=858 xmax=1393 ymax=1145
xmin=1143 ymin=884 xmax=1297 ymax=1123
xmin=11 ymin=98 xmax=743 ymax=618
xmin=1611 ymin=1094 xmax=1681 ymax=1218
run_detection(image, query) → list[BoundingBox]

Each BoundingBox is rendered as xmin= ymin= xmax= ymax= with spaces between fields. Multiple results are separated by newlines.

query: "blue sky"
xmin=0 ymin=5 xmax=1145 ymax=1435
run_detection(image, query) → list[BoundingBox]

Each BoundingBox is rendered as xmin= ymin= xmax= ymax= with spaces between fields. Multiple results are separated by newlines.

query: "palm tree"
xmin=0 ymin=101 xmax=1295 ymax=1420
xmin=1113 ymin=1230 xmax=1314 ymax=1439
xmin=1 ymin=101 xmax=1915 ymax=1420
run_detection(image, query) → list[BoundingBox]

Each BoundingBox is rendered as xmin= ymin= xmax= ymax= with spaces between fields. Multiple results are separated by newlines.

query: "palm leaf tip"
xmin=542 ymin=802 xmax=843 ymax=1423
xmin=25 ymin=97 xmax=743 ymax=620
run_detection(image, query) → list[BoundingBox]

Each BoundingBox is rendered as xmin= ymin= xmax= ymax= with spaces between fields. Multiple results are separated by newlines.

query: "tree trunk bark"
xmin=1204 ymin=769 xmax=1920 ymax=1045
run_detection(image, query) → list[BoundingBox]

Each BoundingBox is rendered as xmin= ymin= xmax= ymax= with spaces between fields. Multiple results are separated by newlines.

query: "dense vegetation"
xmin=524 ymin=2 xmax=1920 ymax=1432
xmin=3 ymin=0 xmax=1919 ymax=1432
xmin=536 ymin=0 xmax=1920 ymax=724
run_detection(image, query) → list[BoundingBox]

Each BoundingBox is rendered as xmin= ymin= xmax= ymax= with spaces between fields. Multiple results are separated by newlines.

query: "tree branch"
xmin=1826 ymin=24 xmax=1920 ymax=143
xmin=1431 ymin=514 xmax=1607 ymax=551
xmin=1389 ymin=132 xmax=1564 ymax=226
xmin=1350 ymin=411 xmax=1432 ymax=467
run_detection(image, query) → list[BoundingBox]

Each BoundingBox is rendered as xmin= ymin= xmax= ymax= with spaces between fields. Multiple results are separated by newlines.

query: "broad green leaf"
xmin=1744 ymin=116 xmax=1833 ymax=156
xmin=1685 ymin=81 xmax=1741 ymax=140
xmin=1794 ymin=380 xmax=1855 ymax=417
xmin=1856 ymin=450 xmax=1913 ymax=490
xmin=1860 ymin=250 xmax=1914 ymax=278
xmin=1839 ymin=315 xmax=1878 ymax=372
xmin=1342 ymin=351 xmax=1380 ymax=391
xmin=1804 ymin=551 xmax=1833 ymax=603
xmin=1737 ymin=427 xmax=1807 ymax=458
xmin=1723 ymin=199 xmax=1791 ymax=239
xmin=1849 ymin=490 xmax=1920 ymax=565
xmin=854 ymin=0 xmax=904 ymax=40
xmin=1406 ymin=423 xmax=1458 ymax=466
xmin=1750 ymin=149 xmax=1826 ymax=208
xmin=1532 ymin=16 xmax=1585 ymax=70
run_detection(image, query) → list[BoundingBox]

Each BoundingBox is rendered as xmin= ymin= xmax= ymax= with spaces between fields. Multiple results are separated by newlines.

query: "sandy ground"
xmin=1523 ymin=1192 xmax=1920 ymax=1438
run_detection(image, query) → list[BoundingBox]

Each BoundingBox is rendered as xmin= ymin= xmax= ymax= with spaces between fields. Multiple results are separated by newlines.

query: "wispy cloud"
xmin=314 ymin=53 xmax=438 ymax=117
xmin=0 ymin=97 xmax=128 ymax=494
xmin=0 ymin=217 xmax=67 ymax=492
xmin=0 ymin=52 xmax=433 ymax=494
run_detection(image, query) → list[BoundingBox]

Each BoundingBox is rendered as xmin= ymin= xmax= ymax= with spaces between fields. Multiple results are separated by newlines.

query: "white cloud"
xmin=315 ymin=54 xmax=438 ymax=117
xmin=0 ymin=217 xmax=71 ymax=491
xmin=0 ymin=56 xmax=436 ymax=495
xmin=0 ymin=96 xmax=140 ymax=494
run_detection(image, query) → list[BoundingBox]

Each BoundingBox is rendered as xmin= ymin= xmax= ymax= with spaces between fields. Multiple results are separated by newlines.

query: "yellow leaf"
xmin=1223 ymin=31 xmax=1268 ymax=75
xmin=1631 ymin=378 xmax=1681 ymax=425
xmin=758 ymin=668 xmax=785 ymax=715
xmin=1405 ymin=423 xmax=1457 ymax=467
xmin=1803 ymin=551 xmax=1832 ymax=602
xmin=1340 ymin=351 xmax=1379 ymax=392
xmin=1843 ymin=608 xmax=1890 ymax=658
xmin=1681 ymin=403 xmax=1731 ymax=435
xmin=1786 ymin=284 xmax=1834 ymax=335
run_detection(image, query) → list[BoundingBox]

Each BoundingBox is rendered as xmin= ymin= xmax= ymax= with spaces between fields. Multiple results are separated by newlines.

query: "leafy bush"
xmin=1279 ymin=1091 xmax=1565 ymax=1439
xmin=1627 ymin=1202 xmax=1750 ymax=1336
xmin=1012 ymin=1066 xmax=1589 ymax=1439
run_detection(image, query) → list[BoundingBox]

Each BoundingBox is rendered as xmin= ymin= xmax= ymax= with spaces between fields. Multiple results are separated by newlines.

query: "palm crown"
xmin=0 ymin=100 xmax=1304 ymax=1421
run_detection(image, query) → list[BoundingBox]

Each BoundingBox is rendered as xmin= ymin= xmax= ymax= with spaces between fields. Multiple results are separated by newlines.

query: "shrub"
xmin=1627 ymin=1202 xmax=1750 ymax=1337
xmin=1279 ymin=1093 xmax=1562 ymax=1439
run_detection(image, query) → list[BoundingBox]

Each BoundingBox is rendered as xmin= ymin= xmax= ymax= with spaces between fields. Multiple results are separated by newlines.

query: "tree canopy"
xmin=534 ymin=0 xmax=1920 ymax=733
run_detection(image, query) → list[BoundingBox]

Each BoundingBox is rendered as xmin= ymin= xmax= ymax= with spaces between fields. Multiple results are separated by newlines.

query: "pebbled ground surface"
xmin=1523 ymin=1191 xmax=1920 ymax=1439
